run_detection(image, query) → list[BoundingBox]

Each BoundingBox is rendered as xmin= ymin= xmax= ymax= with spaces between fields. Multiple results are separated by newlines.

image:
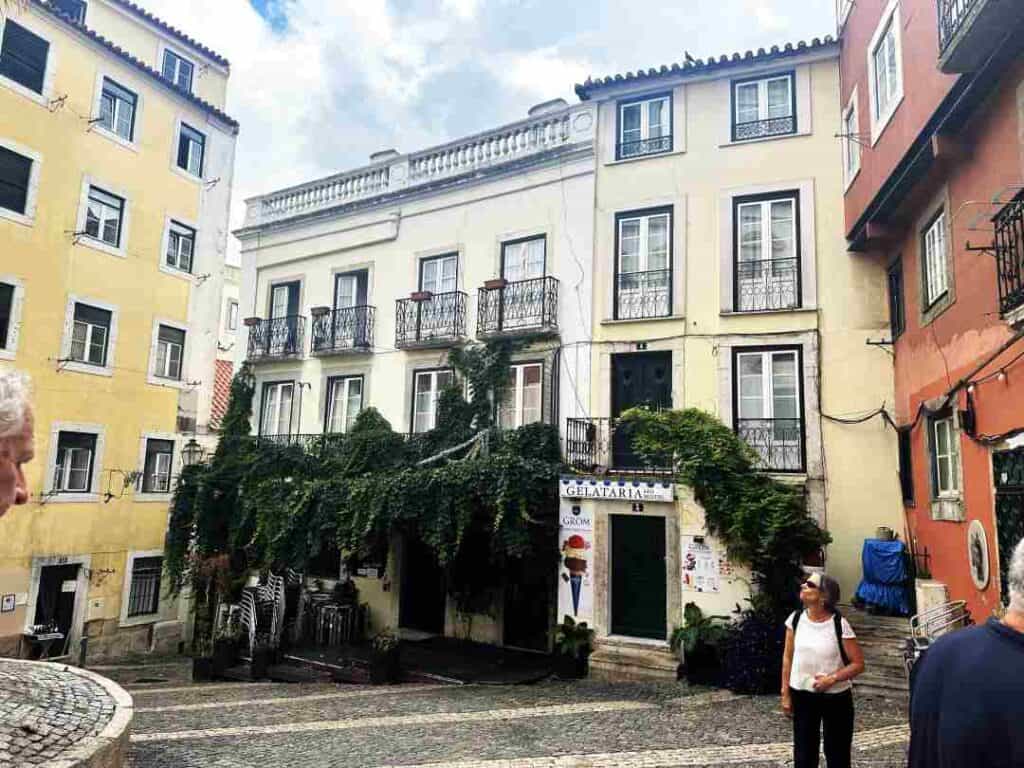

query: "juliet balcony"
xmin=245 ymin=315 xmax=305 ymax=361
xmin=310 ymin=305 xmax=375 ymax=355
xmin=477 ymin=276 xmax=559 ymax=339
xmin=736 ymin=418 xmax=805 ymax=473
xmin=395 ymin=291 xmax=468 ymax=349
xmin=736 ymin=258 xmax=800 ymax=312
xmin=615 ymin=269 xmax=671 ymax=320
xmin=937 ymin=0 xmax=1024 ymax=73
xmin=994 ymin=190 xmax=1024 ymax=323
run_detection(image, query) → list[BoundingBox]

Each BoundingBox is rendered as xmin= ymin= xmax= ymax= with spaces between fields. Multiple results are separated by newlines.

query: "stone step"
xmin=589 ymin=639 xmax=678 ymax=683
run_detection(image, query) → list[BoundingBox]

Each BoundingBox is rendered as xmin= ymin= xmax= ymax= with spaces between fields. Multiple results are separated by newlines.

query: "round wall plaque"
xmin=967 ymin=519 xmax=990 ymax=591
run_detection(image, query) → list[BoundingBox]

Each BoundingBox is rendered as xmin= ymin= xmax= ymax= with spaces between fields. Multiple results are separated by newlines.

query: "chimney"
xmin=527 ymin=98 xmax=569 ymax=117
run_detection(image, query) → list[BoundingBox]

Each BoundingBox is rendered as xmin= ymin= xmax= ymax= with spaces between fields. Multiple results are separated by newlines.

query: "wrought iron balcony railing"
xmin=736 ymin=418 xmax=804 ymax=472
xmin=617 ymin=135 xmax=672 ymax=160
xmin=995 ymin=190 xmax=1024 ymax=318
xmin=732 ymin=115 xmax=796 ymax=142
xmin=615 ymin=269 xmax=671 ymax=320
xmin=246 ymin=315 xmax=305 ymax=360
xmin=477 ymin=276 xmax=559 ymax=337
xmin=311 ymin=306 xmax=375 ymax=354
xmin=938 ymin=0 xmax=979 ymax=55
xmin=736 ymin=258 xmax=800 ymax=312
xmin=395 ymin=290 xmax=468 ymax=348
xmin=564 ymin=417 xmax=673 ymax=474
xmin=255 ymin=433 xmax=348 ymax=454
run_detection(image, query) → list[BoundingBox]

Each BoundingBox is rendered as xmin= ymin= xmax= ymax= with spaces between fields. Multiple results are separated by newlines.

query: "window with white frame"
xmin=616 ymin=208 xmax=671 ymax=319
xmin=154 ymin=325 xmax=185 ymax=380
xmin=165 ymin=221 xmax=195 ymax=273
xmin=502 ymin=236 xmax=546 ymax=282
xmin=84 ymin=186 xmax=124 ymax=247
xmin=498 ymin=363 xmax=542 ymax=429
xmin=617 ymin=94 xmax=671 ymax=159
xmin=0 ymin=145 xmax=33 ymax=215
xmin=70 ymin=302 xmax=111 ymax=366
xmin=843 ymin=97 xmax=860 ymax=182
xmin=126 ymin=556 xmax=162 ymax=618
xmin=0 ymin=20 xmax=49 ymax=95
xmin=227 ymin=299 xmax=238 ymax=331
xmin=176 ymin=123 xmax=205 ymax=177
xmin=930 ymin=412 xmax=960 ymax=497
xmin=326 ymin=376 xmax=363 ymax=433
xmin=99 ymin=78 xmax=136 ymax=141
xmin=260 ymin=381 xmax=293 ymax=436
xmin=141 ymin=438 xmax=174 ymax=493
xmin=734 ymin=349 xmax=803 ymax=471
xmin=735 ymin=193 xmax=799 ymax=312
xmin=732 ymin=72 xmax=795 ymax=141
xmin=923 ymin=210 xmax=949 ymax=307
xmin=419 ymin=253 xmax=457 ymax=294
xmin=0 ymin=282 xmax=13 ymax=349
xmin=53 ymin=431 xmax=96 ymax=493
xmin=871 ymin=12 xmax=902 ymax=125
xmin=161 ymin=49 xmax=193 ymax=92
xmin=412 ymin=369 xmax=454 ymax=433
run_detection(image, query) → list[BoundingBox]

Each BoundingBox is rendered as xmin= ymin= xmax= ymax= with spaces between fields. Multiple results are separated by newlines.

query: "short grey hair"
xmin=1009 ymin=537 xmax=1024 ymax=613
xmin=0 ymin=370 xmax=31 ymax=440
xmin=819 ymin=574 xmax=842 ymax=612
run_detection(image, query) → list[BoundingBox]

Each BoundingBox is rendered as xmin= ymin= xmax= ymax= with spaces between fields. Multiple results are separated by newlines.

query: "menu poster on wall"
xmin=557 ymin=503 xmax=594 ymax=623
xmin=682 ymin=537 xmax=721 ymax=594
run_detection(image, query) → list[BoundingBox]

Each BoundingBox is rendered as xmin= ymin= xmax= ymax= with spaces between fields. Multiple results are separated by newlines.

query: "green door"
xmin=611 ymin=515 xmax=666 ymax=640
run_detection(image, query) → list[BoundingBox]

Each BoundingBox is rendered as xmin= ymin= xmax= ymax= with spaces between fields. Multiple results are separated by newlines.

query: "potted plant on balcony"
xmin=671 ymin=602 xmax=730 ymax=686
xmin=369 ymin=628 xmax=401 ymax=684
xmin=554 ymin=615 xmax=595 ymax=679
xmin=410 ymin=290 xmax=433 ymax=301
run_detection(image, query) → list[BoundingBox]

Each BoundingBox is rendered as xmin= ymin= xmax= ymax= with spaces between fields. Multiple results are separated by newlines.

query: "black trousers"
xmin=791 ymin=688 xmax=854 ymax=768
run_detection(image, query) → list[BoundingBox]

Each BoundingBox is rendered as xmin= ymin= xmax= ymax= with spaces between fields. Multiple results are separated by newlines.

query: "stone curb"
xmin=2 ymin=659 xmax=134 ymax=768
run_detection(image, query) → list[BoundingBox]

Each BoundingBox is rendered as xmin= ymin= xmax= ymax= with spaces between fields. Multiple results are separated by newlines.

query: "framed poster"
xmin=1 ymin=594 xmax=14 ymax=613
xmin=682 ymin=537 xmax=721 ymax=593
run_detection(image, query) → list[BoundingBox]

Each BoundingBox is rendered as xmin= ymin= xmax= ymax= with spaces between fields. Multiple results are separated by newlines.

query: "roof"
xmin=575 ymin=36 xmax=837 ymax=100
xmin=105 ymin=0 xmax=229 ymax=68
xmin=35 ymin=1 xmax=239 ymax=130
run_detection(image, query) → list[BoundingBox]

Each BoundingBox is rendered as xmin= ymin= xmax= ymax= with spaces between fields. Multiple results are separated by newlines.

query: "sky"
xmin=141 ymin=0 xmax=837 ymax=241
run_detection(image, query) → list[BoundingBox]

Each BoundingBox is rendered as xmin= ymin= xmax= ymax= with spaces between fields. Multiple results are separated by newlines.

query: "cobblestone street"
xmin=106 ymin=660 xmax=911 ymax=768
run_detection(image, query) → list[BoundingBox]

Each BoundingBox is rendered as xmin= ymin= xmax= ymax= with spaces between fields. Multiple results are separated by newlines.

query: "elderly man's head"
xmin=0 ymin=370 xmax=33 ymax=517
xmin=1009 ymin=537 xmax=1024 ymax=615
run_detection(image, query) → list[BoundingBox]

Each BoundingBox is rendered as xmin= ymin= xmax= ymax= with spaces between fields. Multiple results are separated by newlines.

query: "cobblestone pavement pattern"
xmin=0 ymin=660 xmax=116 ymax=766
xmin=122 ymin=660 xmax=910 ymax=768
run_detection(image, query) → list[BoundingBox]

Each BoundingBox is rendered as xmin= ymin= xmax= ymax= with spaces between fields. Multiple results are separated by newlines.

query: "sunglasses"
xmin=802 ymin=580 xmax=819 ymax=590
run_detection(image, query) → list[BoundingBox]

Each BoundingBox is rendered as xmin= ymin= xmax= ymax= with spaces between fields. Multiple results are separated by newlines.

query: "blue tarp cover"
xmin=855 ymin=539 xmax=910 ymax=616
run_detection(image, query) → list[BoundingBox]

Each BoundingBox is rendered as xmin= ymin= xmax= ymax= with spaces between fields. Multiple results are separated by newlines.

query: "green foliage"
xmin=620 ymin=407 xmax=830 ymax=620
xmin=554 ymin=614 xmax=595 ymax=657
xmin=670 ymin=602 xmax=730 ymax=655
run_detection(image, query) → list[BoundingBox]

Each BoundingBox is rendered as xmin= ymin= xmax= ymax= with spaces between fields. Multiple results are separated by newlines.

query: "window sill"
xmin=147 ymin=374 xmax=187 ymax=390
xmin=75 ymin=236 xmax=127 ymax=260
xmin=61 ymin=361 xmax=114 ymax=378
xmin=605 ymin=147 xmax=682 ymax=167
xmin=602 ymin=314 xmax=684 ymax=326
xmin=0 ymin=207 xmax=35 ymax=227
xmin=720 ymin=129 xmax=807 ymax=149
xmin=43 ymin=492 xmax=100 ymax=504
xmin=921 ymin=291 xmax=955 ymax=327
xmin=159 ymin=264 xmax=196 ymax=283
xmin=92 ymin=127 xmax=139 ymax=154
xmin=120 ymin=614 xmax=161 ymax=629
xmin=0 ymin=74 xmax=48 ymax=108
xmin=135 ymin=492 xmax=173 ymax=503
xmin=720 ymin=307 xmax=816 ymax=318
xmin=870 ymin=94 xmax=904 ymax=147
xmin=930 ymin=497 xmax=964 ymax=522
xmin=171 ymin=164 xmax=203 ymax=185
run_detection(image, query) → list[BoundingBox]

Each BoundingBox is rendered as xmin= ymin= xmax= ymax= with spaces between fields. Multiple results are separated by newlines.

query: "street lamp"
xmin=181 ymin=438 xmax=205 ymax=467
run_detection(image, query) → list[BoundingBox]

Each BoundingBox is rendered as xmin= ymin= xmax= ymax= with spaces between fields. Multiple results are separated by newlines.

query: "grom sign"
xmin=559 ymin=477 xmax=675 ymax=503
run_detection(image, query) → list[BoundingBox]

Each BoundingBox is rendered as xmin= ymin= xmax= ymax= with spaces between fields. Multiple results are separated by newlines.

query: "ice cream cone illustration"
xmin=561 ymin=534 xmax=590 ymax=616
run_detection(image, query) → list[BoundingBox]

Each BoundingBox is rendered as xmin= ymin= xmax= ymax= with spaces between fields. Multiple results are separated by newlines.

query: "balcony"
xmin=736 ymin=258 xmax=800 ymax=312
xmin=938 ymin=0 xmax=1024 ymax=73
xmin=994 ymin=190 xmax=1024 ymax=322
xmin=256 ymin=433 xmax=348 ymax=454
xmin=617 ymin=135 xmax=672 ymax=161
xmin=615 ymin=269 xmax=671 ymax=320
xmin=477 ymin=276 xmax=559 ymax=338
xmin=310 ymin=306 xmax=375 ymax=355
xmin=732 ymin=115 xmax=796 ymax=142
xmin=246 ymin=316 xmax=305 ymax=361
xmin=395 ymin=291 xmax=467 ymax=348
xmin=736 ymin=418 xmax=804 ymax=472
xmin=564 ymin=417 xmax=672 ymax=474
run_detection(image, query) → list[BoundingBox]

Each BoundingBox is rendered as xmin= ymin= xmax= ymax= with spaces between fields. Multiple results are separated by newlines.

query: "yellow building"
xmin=0 ymin=0 xmax=238 ymax=659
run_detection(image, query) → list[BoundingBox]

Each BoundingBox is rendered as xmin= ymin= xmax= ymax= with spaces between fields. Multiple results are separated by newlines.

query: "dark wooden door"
xmin=399 ymin=537 xmax=446 ymax=635
xmin=611 ymin=515 xmax=666 ymax=640
xmin=995 ymin=448 xmax=1024 ymax=603
xmin=611 ymin=352 xmax=672 ymax=468
xmin=34 ymin=564 xmax=79 ymax=639
xmin=503 ymin=552 xmax=553 ymax=651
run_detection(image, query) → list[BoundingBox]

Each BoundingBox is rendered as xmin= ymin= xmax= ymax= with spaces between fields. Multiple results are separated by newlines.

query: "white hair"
xmin=0 ymin=370 xmax=30 ymax=440
xmin=1010 ymin=537 xmax=1024 ymax=614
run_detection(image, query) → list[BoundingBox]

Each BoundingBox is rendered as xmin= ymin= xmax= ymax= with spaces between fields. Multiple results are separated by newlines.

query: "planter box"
xmin=483 ymin=278 xmax=507 ymax=290
xmin=370 ymin=648 xmax=401 ymax=685
xmin=212 ymin=639 xmax=237 ymax=677
xmin=554 ymin=650 xmax=590 ymax=680
xmin=683 ymin=644 xmax=723 ymax=687
xmin=409 ymin=291 xmax=433 ymax=302
xmin=251 ymin=648 xmax=271 ymax=680
xmin=192 ymin=657 xmax=215 ymax=682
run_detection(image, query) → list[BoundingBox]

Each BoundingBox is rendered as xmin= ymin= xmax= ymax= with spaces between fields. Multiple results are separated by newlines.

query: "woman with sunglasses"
xmin=781 ymin=572 xmax=866 ymax=768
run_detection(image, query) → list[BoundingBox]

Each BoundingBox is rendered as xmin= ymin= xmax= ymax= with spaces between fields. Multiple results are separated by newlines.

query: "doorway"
xmin=611 ymin=515 xmax=666 ymax=640
xmin=611 ymin=351 xmax=672 ymax=468
xmin=995 ymin=447 xmax=1024 ymax=603
xmin=503 ymin=551 xmax=553 ymax=651
xmin=33 ymin=563 xmax=81 ymax=654
xmin=399 ymin=537 xmax=446 ymax=635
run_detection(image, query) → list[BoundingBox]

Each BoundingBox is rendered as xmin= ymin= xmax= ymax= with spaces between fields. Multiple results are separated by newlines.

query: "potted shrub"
xmin=370 ymin=628 xmax=401 ymax=684
xmin=671 ymin=602 xmax=730 ymax=687
xmin=191 ymin=636 xmax=215 ymax=682
xmin=554 ymin=615 xmax=595 ymax=679
xmin=250 ymin=635 xmax=272 ymax=680
xmin=212 ymin=608 xmax=241 ymax=677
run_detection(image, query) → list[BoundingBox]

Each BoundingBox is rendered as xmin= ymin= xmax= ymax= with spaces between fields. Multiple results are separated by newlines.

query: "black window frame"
xmin=161 ymin=49 xmax=194 ymax=92
xmin=898 ymin=428 xmax=914 ymax=505
xmin=126 ymin=555 xmax=162 ymax=618
xmin=500 ymin=234 xmax=547 ymax=280
xmin=0 ymin=19 xmax=49 ymax=95
xmin=0 ymin=145 xmax=33 ymax=215
xmin=99 ymin=76 xmax=138 ymax=142
xmin=614 ymin=90 xmax=673 ymax=161
xmin=730 ymin=69 xmax=798 ymax=143
xmin=51 ymin=0 xmax=87 ymax=23
xmin=141 ymin=438 xmax=174 ymax=493
xmin=323 ymin=374 xmax=365 ymax=434
xmin=418 ymin=252 xmax=458 ymax=293
xmin=0 ymin=281 xmax=13 ymax=349
xmin=888 ymin=258 xmax=906 ymax=339
xmin=731 ymin=190 xmax=802 ymax=312
xmin=613 ymin=205 xmax=674 ymax=320
xmin=53 ymin=430 xmax=97 ymax=493
xmin=70 ymin=302 xmax=112 ymax=367
xmin=176 ymin=123 xmax=206 ymax=177
xmin=227 ymin=299 xmax=239 ymax=331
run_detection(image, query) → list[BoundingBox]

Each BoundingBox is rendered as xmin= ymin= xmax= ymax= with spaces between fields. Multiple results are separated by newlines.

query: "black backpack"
xmin=792 ymin=610 xmax=851 ymax=666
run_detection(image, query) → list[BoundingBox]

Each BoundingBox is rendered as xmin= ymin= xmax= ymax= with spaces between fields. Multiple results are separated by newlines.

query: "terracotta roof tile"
xmin=105 ymin=0 xmax=229 ymax=67
xmin=210 ymin=359 xmax=234 ymax=429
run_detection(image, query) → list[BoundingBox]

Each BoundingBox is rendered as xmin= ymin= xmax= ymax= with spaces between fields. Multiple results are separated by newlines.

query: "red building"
xmin=839 ymin=0 xmax=1024 ymax=620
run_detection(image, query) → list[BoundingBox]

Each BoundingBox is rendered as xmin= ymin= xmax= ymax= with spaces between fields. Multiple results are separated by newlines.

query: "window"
xmin=930 ymin=413 xmax=960 ymax=498
xmin=734 ymin=193 xmax=799 ymax=312
xmin=0 ymin=282 xmax=12 ymax=349
xmin=260 ymin=381 xmax=293 ymax=436
xmin=227 ymin=300 xmax=238 ymax=331
xmin=734 ymin=348 xmax=804 ymax=471
xmin=155 ymin=325 xmax=185 ymax=380
xmin=84 ymin=186 xmax=124 ymax=247
xmin=501 ymin=236 xmax=546 ymax=282
xmin=70 ymin=302 xmax=111 ymax=367
xmin=53 ymin=431 xmax=96 ymax=493
xmin=326 ymin=376 xmax=363 ymax=434
xmin=898 ymin=429 xmax=914 ymax=504
xmin=126 ymin=556 xmax=162 ymax=618
xmin=0 ymin=20 xmax=49 ymax=94
xmin=888 ymin=259 xmax=906 ymax=339
xmin=161 ymin=49 xmax=193 ymax=92
xmin=615 ymin=208 xmax=671 ymax=319
xmin=498 ymin=363 xmax=542 ymax=429
xmin=176 ymin=123 xmax=205 ymax=177
xmin=99 ymin=78 xmax=136 ymax=141
xmin=52 ymin=0 xmax=87 ymax=23
xmin=922 ymin=210 xmax=949 ymax=308
xmin=843 ymin=98 xmax=860 ymax=182
xmin=732 ymin=72 xmax=795 ymax=141
xmin=617 ymin=94 xmax=671 ymax=159
xmin=0 ymin=145 xmax=32 ymax=215
xmin=142 ymin=439 xmax=173 ymax=493
xmin=412 ymin=369 xmax=454 ymax=433
xmin=166 ymin=221 xmax=195 ymax=273
xmin=419 ymin=253 xmax=457 ymax=294
xmin=871 ymin=13 xmax=902 ymax=124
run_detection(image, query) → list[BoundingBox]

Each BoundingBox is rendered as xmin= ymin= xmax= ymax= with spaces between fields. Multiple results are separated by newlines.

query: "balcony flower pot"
xmin=553 ymin=615 xmax=594 ymax=680
xmin=483 ymin=278 xmax=508 ymax=290
xmin=410 ymin=291 xmax=433 ymax=302
xmin=310 ymin=305 xmax=331 ymax=318
xmin=369 ymin=629 xmax=401 ymax=685
xmin=243 ymin=316 xmax=261 ymax=327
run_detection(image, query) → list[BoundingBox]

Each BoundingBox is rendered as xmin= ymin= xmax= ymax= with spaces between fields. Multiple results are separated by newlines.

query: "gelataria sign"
xmin=559 ymin=478 xmax=674 ymax=503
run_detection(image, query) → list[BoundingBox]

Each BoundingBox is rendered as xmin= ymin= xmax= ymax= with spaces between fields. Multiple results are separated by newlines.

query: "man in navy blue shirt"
xmin=909 ymin=536 xmax=1024 ymax=768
